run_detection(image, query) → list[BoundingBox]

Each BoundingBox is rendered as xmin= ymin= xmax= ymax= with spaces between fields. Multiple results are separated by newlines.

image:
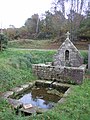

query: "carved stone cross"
xmin=66 ymin=31 xmax=70 ymax=39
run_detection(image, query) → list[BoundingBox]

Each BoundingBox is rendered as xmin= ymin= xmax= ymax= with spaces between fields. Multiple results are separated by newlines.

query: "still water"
xmin=18 ymin=87 xmax=62 ymax=109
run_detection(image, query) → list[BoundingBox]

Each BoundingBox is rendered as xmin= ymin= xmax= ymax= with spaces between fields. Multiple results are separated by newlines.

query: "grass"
xmin=8 ymin=39 xmax=53 ymax=49
xmin=0 ymin=49 xmax=90 ymax=120
xmin=0 ymin=49 xmax=56 ymax=92
xmin=8 ymin=39 xmax=90 ymax=50
xmin=80 ymin=50 xmax=88 ymax=64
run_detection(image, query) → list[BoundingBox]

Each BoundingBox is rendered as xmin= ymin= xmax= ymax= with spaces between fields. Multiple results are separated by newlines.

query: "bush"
xmin=80 ymin=50 xmax=88 ymax=64
xmin=0 ymin=33 xmax=8 ymax=51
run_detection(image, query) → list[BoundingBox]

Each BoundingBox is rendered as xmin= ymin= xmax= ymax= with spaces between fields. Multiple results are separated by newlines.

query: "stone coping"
xmin=1 ymin=82 xmax=35 ymax=100
xmin=35 ymin=80 xmax=72 ymax=88
xmin=33 ymin=64 xmax=86 ymax=70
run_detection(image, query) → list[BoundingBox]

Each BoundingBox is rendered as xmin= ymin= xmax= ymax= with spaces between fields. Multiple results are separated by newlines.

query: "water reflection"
xmin=19 ymin=87 xmax=61 ymax=109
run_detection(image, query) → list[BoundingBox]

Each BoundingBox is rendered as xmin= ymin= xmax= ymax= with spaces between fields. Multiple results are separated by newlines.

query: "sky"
xmin=0 ymin=0 xmax=53 ymax=28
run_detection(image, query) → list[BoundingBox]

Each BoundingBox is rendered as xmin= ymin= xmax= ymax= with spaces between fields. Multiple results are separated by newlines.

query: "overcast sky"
xmin=0 ymin=0 xmax=53 ymax=28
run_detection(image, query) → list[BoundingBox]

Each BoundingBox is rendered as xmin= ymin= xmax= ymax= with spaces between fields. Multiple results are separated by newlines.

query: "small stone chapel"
xmin=32 ymin=32 xmax=86 ymax=84
xmin=53 ymin=32 xmax=83 ymax=67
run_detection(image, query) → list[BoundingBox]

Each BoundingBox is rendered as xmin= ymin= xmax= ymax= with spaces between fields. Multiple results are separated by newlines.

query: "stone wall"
xmin=32 ymin=64 xmax=86 ymax=85
xmin=88 ymin=44 xmax=90 ymax=70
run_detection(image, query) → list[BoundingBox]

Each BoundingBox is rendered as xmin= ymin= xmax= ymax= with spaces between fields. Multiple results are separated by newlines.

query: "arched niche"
xmin=65 ymin=50 xmax=69 ymax=61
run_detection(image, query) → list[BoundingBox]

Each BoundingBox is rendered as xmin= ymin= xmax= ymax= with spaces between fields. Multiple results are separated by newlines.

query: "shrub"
xmin=80 ymin=50 xmax=88 ymax=64
xmin=0 ymin=33 xmax=8 ymax=51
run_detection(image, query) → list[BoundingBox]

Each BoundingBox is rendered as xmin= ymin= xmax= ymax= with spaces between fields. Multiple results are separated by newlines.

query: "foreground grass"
xmin=0 ymin=49 xmax=90 ymax=120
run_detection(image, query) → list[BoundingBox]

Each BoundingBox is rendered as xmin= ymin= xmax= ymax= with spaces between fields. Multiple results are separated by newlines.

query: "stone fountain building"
xmin=53 ymin=32 xmax=83 ymax=67
xmin=32 ymin=32 xmax=86 ymax=84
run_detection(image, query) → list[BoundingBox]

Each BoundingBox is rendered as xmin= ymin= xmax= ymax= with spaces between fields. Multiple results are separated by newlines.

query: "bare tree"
xmin=36 ymin=15 xmax=39 ymax=34
xmin=58 ymin=0 xmax=65 ymax=16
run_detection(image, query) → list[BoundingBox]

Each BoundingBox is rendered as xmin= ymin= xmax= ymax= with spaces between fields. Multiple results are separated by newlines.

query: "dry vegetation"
xmin=8 ymin=39 xmax=90 ymax=50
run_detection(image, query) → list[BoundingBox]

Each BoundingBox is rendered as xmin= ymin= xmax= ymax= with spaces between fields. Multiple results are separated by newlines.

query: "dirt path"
xmin=9 ymin=48 xmax=57 ymax=51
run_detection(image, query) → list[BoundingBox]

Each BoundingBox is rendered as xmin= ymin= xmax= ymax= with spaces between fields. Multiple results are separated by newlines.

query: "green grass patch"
xmin=80 ymin=50 xmax=88 ymax=64
xmin=0 ymin=49 xmax=56 ymax=92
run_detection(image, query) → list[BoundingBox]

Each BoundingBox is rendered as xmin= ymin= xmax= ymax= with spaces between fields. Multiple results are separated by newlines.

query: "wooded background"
xmin=2 ymin=0 xmax=90 ymax=42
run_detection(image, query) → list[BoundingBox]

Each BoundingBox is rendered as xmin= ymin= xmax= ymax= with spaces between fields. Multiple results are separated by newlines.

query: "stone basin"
xmin=1 ymin=80 xmax=72 ymax=115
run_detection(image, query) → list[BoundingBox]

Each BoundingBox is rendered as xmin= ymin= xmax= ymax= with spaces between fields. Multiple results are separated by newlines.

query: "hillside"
xmin=8 ymin=39 xmax=90 ymax=50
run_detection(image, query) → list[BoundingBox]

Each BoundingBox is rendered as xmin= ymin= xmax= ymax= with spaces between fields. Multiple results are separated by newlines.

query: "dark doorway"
xmin=65 ymin=50 xmax=69 ymax=60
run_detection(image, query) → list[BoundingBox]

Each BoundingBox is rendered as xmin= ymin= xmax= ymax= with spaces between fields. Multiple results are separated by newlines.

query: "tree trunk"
xmin=0 ymin=41 xmax=2 ymax=51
